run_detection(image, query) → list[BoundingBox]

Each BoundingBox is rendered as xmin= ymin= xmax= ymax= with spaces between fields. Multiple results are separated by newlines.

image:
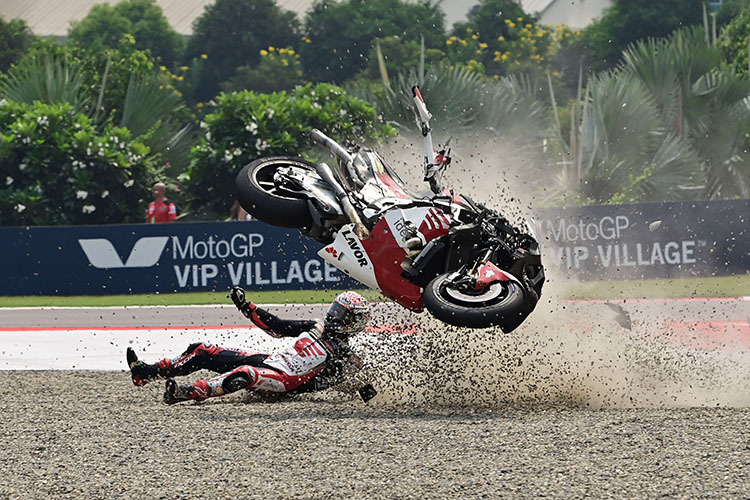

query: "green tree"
xmin=184 ymin=0 xmax=300 ymax=102
xmin=0 ymin=40 xmax=195 ymax=225
xmin=360 ymin=36 xmax=444 ymax=81
xmin=186 ymin=83 xmax=396 ymax=216
xmin=570 ymin=0 xmax=704 ymax=74
xmin=0 ymin=101 xmax=157 ymax=226
xmin=550 ymin=28 xmax=750 ymax=203
xmin=716 ymin=0 xmax=750 ymax=27
xmin=301 ymin=0 xmax=446 ymax=83
xmin=719 ymin=6 xmax=750 ymax=75
xmin=0 ymin=17 xmax=36 ymax=72
xmin=221 ymin=46 xmax=303 ymax=93
xmin=68 ymin=0 xmax=185 ymax=67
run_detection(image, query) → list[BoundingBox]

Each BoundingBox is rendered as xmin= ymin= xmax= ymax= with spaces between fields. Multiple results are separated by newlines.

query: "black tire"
xmin=423 ymin=273 xmax=530 ymax=331
xmin=235 ymin=156 xmax=316 ymax=228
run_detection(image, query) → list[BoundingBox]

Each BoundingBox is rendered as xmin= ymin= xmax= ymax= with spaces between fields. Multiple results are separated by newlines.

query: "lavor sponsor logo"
xmin=342 ymin=229 xmax=369 ymax=267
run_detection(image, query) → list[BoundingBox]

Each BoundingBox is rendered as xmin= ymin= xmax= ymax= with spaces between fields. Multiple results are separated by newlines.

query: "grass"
xmin=0 ymin=275 xmax=746 ymax=307
xmin=558 ymin=274 xmax=749 ymax=300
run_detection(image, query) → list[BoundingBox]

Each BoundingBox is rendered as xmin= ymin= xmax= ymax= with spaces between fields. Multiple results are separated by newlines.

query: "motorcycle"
xmin=235 ymin=87 xmax=544 ymax=331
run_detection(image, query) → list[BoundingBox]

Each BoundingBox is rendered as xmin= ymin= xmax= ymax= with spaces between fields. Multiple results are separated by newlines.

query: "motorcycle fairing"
xmin=474 ymin=261 xmax=520 ymax=290
xmin=361 ymin=218 xmax=424 ymax=311
xmin=318 ymin=224 xmax=379 ymax=291
xmin=382 ymin=206 xmax=451 ymax=249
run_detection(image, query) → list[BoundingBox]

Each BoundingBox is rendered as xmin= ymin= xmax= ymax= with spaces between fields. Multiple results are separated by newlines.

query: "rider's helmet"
xmin=324 ymin=291 xmax=370 ymax=338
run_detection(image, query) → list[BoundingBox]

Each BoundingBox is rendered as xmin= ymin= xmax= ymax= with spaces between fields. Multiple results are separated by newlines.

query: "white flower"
xmin=255 ymin=138 xmax=269 ymax=152
xmin=267 ymin=109 xmax=275 ymax=119
xmin=19 ymin=163 xmax=27 ymax=171
xmin=15 ymin=203 xmax=25 ymax=213
xmin=124 ymin=179 xmax=135 ymax=188
xmin=224 ymin=150 xmax=234 ymax=162
xmin=6 ymin=176 xmax=13 ymax=186
xmin=312 ymin=103 xmax=322 ymax=110
xmin=199 ymin=121 xmax=207 ymax=130
xmin=205 ymin=132 xmax=212 ymax=141
xmin=245 ymin=122 xmax=258 ymax=134
xmin=101 ymin=190 xmax=109 ymax=198
xmin=76 ymin=190 xmax=88 ymax=200
xmin=339 ymin=109 xmax=347 ymax=117
xmin=82 ymin=205 xmax=96 ymax=214
xmin=0 ymin=98 xmax=7 ymax=106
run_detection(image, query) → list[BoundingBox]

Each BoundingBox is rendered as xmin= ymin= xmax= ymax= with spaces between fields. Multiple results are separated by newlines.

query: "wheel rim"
xmin=440 ymin=278 xmax=511 ymax=307
xmin=252 ymin=161 xmax=312 ymax=202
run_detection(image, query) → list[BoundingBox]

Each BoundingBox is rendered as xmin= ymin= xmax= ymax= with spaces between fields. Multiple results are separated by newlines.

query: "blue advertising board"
xmin=2 ymin=221 xmax=357 ymax=295
xmin=535 ymin=199 xmax=749 ymax=280
xmin=1 ymin=199 xmax=747 ymax=295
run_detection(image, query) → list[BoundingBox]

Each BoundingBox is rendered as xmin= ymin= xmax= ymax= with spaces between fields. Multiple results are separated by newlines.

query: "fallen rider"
xmin=126 ymin=288 xmax=376 ymax=404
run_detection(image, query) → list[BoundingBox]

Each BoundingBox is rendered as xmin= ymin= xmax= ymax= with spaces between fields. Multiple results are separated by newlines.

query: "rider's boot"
xmin=126 ymin=347 xmax=165 ymax=386
xmin=163 ymin=378 xmax=210 ymax=405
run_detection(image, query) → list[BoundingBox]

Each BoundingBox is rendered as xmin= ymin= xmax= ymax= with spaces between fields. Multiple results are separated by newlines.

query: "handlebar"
xmin=310 ymin=129 xmax=353 ymax=166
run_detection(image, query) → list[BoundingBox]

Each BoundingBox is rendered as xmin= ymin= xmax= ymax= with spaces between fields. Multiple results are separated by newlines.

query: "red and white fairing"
xmin=319 ymin=206 xmax=452 ymax=311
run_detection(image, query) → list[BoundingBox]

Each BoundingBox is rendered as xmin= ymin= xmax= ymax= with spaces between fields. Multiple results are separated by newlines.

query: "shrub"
xmin=185 ymin=83 xmax=396 ymax=216
xmin=0 ymin=100 xmax=156 ymax=226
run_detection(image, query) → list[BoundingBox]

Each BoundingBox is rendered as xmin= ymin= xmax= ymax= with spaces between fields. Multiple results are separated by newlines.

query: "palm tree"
xmin=0 ymin=51 xmax=193 ymax=176
xmin=550 ymin=27 xmax=750 ymax=203
xmin=548 ymin=69 xmax=702 ymax=204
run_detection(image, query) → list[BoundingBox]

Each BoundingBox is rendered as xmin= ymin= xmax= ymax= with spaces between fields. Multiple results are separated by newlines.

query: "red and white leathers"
xmin=150 ymin=304 xmax=359 ymax=403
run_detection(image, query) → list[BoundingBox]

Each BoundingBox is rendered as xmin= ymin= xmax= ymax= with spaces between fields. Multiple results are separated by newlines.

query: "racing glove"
xmin=228 ymin=286 xmax=256 ymax=318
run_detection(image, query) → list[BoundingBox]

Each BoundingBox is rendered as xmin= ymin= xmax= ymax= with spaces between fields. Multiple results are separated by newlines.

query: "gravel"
xmin=1 ymin=370 xmax=749 ymax=500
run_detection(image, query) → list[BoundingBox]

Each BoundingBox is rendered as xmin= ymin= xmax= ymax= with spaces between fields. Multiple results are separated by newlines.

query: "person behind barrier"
xmin=126 ymin=288 xmax=371 ymax=404
xmin=146 ymin=182 xmax=177 ymax=223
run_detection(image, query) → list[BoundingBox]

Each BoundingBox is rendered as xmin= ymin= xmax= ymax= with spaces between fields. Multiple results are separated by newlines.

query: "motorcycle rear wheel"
xmin=423 ymin=273 xmax=528 ymax=331
xmin=235 ymin=156 xmax=316 ymax=228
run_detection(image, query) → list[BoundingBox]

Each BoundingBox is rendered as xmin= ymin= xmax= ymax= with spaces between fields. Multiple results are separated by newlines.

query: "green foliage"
xmin=570 ymin=0 xmax=704 ymax=74
xmin=186 ymin=83 xmax=396 ymax=216
xmin=0 ymin=100 xmax=156 ymax=225
xmin=0 ymin=17 xmax=37 ymax=72
xmin=221 ymin=47 xmax=303 ymax=93
xmin=716 ymin=0 xmax=750 ymax=27
xmin=184 ymin=0 xmax=300 ymax=101
xmin=449 ymin=0 xmax=532 ymax=75
xmin=301 ymin=0 xmax=446 ymax=83
xmin=360 ymin=37 xmax=444 ymax=81
xmin=550 ymin=27 xmax=750 ymax=204
xmin=0 ymin=53 xmax=89 ymax=113
xmin=68 ymin=0 xmax=185 ymax=67
xmin=719 ymin=7 xmax=750 ymax=75
xmin=1 ymin=39 xmax=191 ymax=169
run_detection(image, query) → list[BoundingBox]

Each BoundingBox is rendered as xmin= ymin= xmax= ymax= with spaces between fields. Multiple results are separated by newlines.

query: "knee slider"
xmin=222 ymin=368 xmax=254 ymax=393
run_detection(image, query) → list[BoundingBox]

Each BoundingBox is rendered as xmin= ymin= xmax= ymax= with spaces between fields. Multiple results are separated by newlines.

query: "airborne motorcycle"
xmin=236 ymin=87 xmax=544 ymax=331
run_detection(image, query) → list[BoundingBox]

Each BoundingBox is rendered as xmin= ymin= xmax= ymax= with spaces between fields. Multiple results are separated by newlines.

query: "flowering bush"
xmin=221 ymin=46 xmax=304 ymax=93
xmin=185 ymin=83 xmax=396 ymax=215
xmin=0 ymin=100 xmax=156 ymax=225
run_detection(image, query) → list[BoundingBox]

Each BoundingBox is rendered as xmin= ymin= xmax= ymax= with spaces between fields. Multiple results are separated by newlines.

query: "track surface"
xmin=1 ymin=298 xmax=749 ymax=499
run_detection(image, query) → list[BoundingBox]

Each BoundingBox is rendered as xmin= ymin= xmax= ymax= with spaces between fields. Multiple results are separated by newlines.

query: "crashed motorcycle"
xmin=236 ymin=87 xmax=544 ymax=331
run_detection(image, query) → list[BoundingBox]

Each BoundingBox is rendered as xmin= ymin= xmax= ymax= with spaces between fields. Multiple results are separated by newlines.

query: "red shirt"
xmin=147 ymin=199 xmax=177 ymax=223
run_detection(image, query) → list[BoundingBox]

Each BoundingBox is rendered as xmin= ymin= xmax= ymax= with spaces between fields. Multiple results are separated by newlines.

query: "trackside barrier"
xmin=535 ymin=199 xmax=749 ymax=280
xmin=1 ymin=199 xmax=747 ymax=295
xmin=1 ymin=221 xmax=357 ymax=296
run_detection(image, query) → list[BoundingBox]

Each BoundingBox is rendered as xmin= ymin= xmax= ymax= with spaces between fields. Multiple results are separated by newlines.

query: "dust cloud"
xmin=354 ymin=132 xmax=750 ymax=410
xmin=358 ymin=279 xmax=750 ymax=410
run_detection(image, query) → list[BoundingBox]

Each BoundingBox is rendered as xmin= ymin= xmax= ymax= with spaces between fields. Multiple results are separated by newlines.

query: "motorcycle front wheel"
xmin=235 ymin=156 xmax=316 ymax=228
xmin=423 ymin=273 xmax=529 ymax=331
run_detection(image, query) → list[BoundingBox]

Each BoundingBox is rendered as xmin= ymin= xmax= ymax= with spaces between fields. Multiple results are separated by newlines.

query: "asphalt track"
xmin=1 ymin=297 xmax=749 ymax=499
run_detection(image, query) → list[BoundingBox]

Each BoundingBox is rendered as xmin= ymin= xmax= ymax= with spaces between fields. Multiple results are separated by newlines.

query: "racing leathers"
xmin=127 ymin=302 xmax=362 ymax=404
